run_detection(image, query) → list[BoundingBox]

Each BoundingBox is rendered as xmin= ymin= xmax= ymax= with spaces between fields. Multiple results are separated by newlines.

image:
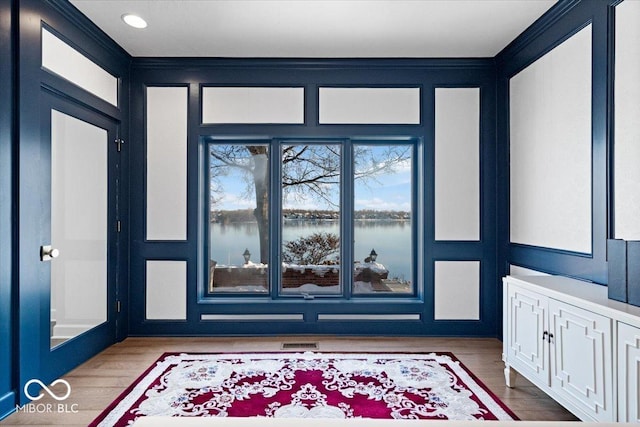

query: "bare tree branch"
xmin=208 ymin=143 xmax=412 ymax=263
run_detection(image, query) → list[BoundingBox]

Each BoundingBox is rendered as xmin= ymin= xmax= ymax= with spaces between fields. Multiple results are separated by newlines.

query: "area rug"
xmin=90 ymin=352 xmax=517 ymax=426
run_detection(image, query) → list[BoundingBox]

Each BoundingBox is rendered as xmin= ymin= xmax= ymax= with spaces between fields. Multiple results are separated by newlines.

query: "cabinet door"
xmin=618 ymin=322 xmax=640 ymax=422
xmin=506 ymin=285 xmax=549 ymax=386
xmin=549 ymin=300 xmax=613 ymax=421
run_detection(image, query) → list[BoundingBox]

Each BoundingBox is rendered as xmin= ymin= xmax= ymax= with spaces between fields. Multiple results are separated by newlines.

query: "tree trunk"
xmin=247 ymin=146 xmax=269 ymax=263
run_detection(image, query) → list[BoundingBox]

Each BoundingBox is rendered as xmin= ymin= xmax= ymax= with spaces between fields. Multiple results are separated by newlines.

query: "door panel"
xmin=549 ymin=300 xmax=613 ymax=421
xmin=507 ymin=286 xmax=549 ymax=386
xmin=50 ymin=110 xmax=108 ymax=348
xmin=34 ymin=91 xmax=119 ymax=383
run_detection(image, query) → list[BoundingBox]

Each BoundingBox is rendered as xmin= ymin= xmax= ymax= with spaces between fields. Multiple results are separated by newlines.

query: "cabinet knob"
xmin=542 ymin=331 xmax=548 ymax=341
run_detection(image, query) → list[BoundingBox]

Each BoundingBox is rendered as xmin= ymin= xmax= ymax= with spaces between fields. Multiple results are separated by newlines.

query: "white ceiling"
xmin=69 ymin=0 xmax=557 ymax=58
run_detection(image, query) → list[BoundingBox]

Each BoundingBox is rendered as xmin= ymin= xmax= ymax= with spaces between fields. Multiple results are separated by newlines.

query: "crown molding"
xmin=496 ymin=0 xmax=581 ymax=66
xmin=131 ymin=57 xmax=496 ymax=71
xmin=45 ymin=0 xmax=130 ymax=64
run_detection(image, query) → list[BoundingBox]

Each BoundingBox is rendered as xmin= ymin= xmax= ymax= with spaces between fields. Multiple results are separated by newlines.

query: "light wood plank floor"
xmin=1 ymin=337 xmax=578 ymax=426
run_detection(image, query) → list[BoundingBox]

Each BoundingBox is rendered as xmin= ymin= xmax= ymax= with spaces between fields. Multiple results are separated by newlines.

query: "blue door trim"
xmin=606 ymin=0 xmax=623 ymax=239
xmin=15 ymin=0 xmax=130 ymax=406
xmin=36 ymin=89 xmax=120 ymax=384
xmin=0 ymin=0 xmax=15 ymax=419
xmin=0 ymin=392 xmax=16 ymax=423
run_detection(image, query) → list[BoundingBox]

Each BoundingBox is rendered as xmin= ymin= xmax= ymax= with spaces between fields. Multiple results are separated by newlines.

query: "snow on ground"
xmin=212 ymin=281 xmax=381 ymax=294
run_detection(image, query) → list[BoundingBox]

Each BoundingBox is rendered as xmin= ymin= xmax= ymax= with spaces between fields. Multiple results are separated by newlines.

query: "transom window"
xmin=206 ymin=139 xmax=416 ymax=298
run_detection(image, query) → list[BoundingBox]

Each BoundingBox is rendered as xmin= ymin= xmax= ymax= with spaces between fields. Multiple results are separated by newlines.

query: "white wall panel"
xmin=42 ymin=28 xmax=118 ymax=106
xmin=509 ymin=25 xmax=592 ymax=253
xmin=614 ymin=1 xmax=640 ymax=240
xmin=435 ymin=88 xmax=480 ymax=241
xmin=319 ymin=87 xmax=420 ymax=124
xmin=434 ymin=261 xmax=480 ymax=320
xmin=146 ymin=87 xmax=188 ymax=240
xmin=146 ymin=261 xmax=187 ymax=320
xmin=202 ymin=87 xmax=304 ymax=124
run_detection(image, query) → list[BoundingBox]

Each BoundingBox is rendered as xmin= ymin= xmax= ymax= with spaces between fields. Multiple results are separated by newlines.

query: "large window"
xmin=352 ymin=144 xmax=413 ymax=294
xmin=207 ymin=139 xmax=415 ymax=297
xmin=281 ymin=144 xmax=342 ymax=295
xmin=208 ymin=144 xmax=270 ymax=293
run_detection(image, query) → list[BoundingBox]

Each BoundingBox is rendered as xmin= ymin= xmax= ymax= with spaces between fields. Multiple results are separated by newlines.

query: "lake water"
xmin=210 ymin=220 xmax=412 ymax=282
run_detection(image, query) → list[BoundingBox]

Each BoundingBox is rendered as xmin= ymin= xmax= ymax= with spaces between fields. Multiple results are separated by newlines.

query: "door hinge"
xmin=116 ymin=300 xmax=122 ymax=313
xmin=115 ymin=138 xmax=125 ymax=152
xmin=116 ymin=220 xmax=122 ymax=232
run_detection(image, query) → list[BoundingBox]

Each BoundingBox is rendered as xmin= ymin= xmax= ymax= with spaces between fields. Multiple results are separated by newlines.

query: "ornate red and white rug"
xmin=90 ymin=352 xmax=517 ymax=426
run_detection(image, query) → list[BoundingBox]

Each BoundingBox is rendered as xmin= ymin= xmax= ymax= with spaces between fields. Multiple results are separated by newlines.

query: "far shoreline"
xmin=211 ymin=208 xmax=411 ymax=224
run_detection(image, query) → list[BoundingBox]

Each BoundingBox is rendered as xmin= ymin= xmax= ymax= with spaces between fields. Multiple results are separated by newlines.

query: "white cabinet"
xmin=618 ymin=322 xmax=640 ymax=422
xmin=504 ymin=275 xmax=618 ymax=422
xmin=504 ymin=285 xmax=548 ymax=388
xmin=548 ymin=299 xmax=612 ymax=421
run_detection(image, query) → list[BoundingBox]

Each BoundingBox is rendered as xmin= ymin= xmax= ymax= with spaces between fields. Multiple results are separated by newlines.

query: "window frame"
xmin=202 ymin=137 xmax=420 ymax=301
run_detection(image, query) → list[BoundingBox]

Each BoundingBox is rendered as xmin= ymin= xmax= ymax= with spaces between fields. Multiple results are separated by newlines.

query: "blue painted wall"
xmin=496 ymin=0 xmax=615 ymax=289
xmin=0 ymin=0 xmax=15 ymax=420
xmin=128 ymin=59 xmax=499 ymax=337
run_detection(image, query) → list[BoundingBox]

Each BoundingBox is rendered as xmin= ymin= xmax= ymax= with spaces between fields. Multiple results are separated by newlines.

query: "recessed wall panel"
xmin=146 ymin=261 xmax=187 ymax=320
xmin=146 ymin=87 xmax=188 ymax=241
xmin=202 ymin=87 xmax=304 ymax=124
xmin=201 ymin=314 xmax=304 ymax=321
xmin=614 ymin=1 xmax=640 ymax=240
xmin=509 ymin=25 xmax=592 ymax=253
xmin=41 ymin=28 xmax=118 ymax=106
xmin=435 ymin=88 xmax=480 ymax=241
xmin=434 ymin=261 xmax=480 ymax=320
xmin=319 ymin=87 xmax=420 ymax=124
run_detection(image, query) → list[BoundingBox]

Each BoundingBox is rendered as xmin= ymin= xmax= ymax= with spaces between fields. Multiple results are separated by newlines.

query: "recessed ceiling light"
xmin=122 ymin=14 xmax=147 ymax=29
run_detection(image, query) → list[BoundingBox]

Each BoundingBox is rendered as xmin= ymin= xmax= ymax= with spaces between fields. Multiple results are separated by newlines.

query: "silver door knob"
xmin=40 ymin=245 xmax=60 ymax=261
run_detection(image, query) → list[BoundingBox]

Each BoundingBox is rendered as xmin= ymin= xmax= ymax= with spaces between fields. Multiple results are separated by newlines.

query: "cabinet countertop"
xmin=504 ymin=274 xmax=640 ymax=328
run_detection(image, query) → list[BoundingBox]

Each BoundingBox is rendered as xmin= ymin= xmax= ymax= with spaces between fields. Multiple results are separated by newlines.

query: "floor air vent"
xmin=281 ymin=342 xmax=319 ymax=350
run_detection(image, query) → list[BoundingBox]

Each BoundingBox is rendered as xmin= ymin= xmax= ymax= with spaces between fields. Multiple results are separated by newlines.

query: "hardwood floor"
xmin=1 ymin=337 xmax=578 ymax=426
